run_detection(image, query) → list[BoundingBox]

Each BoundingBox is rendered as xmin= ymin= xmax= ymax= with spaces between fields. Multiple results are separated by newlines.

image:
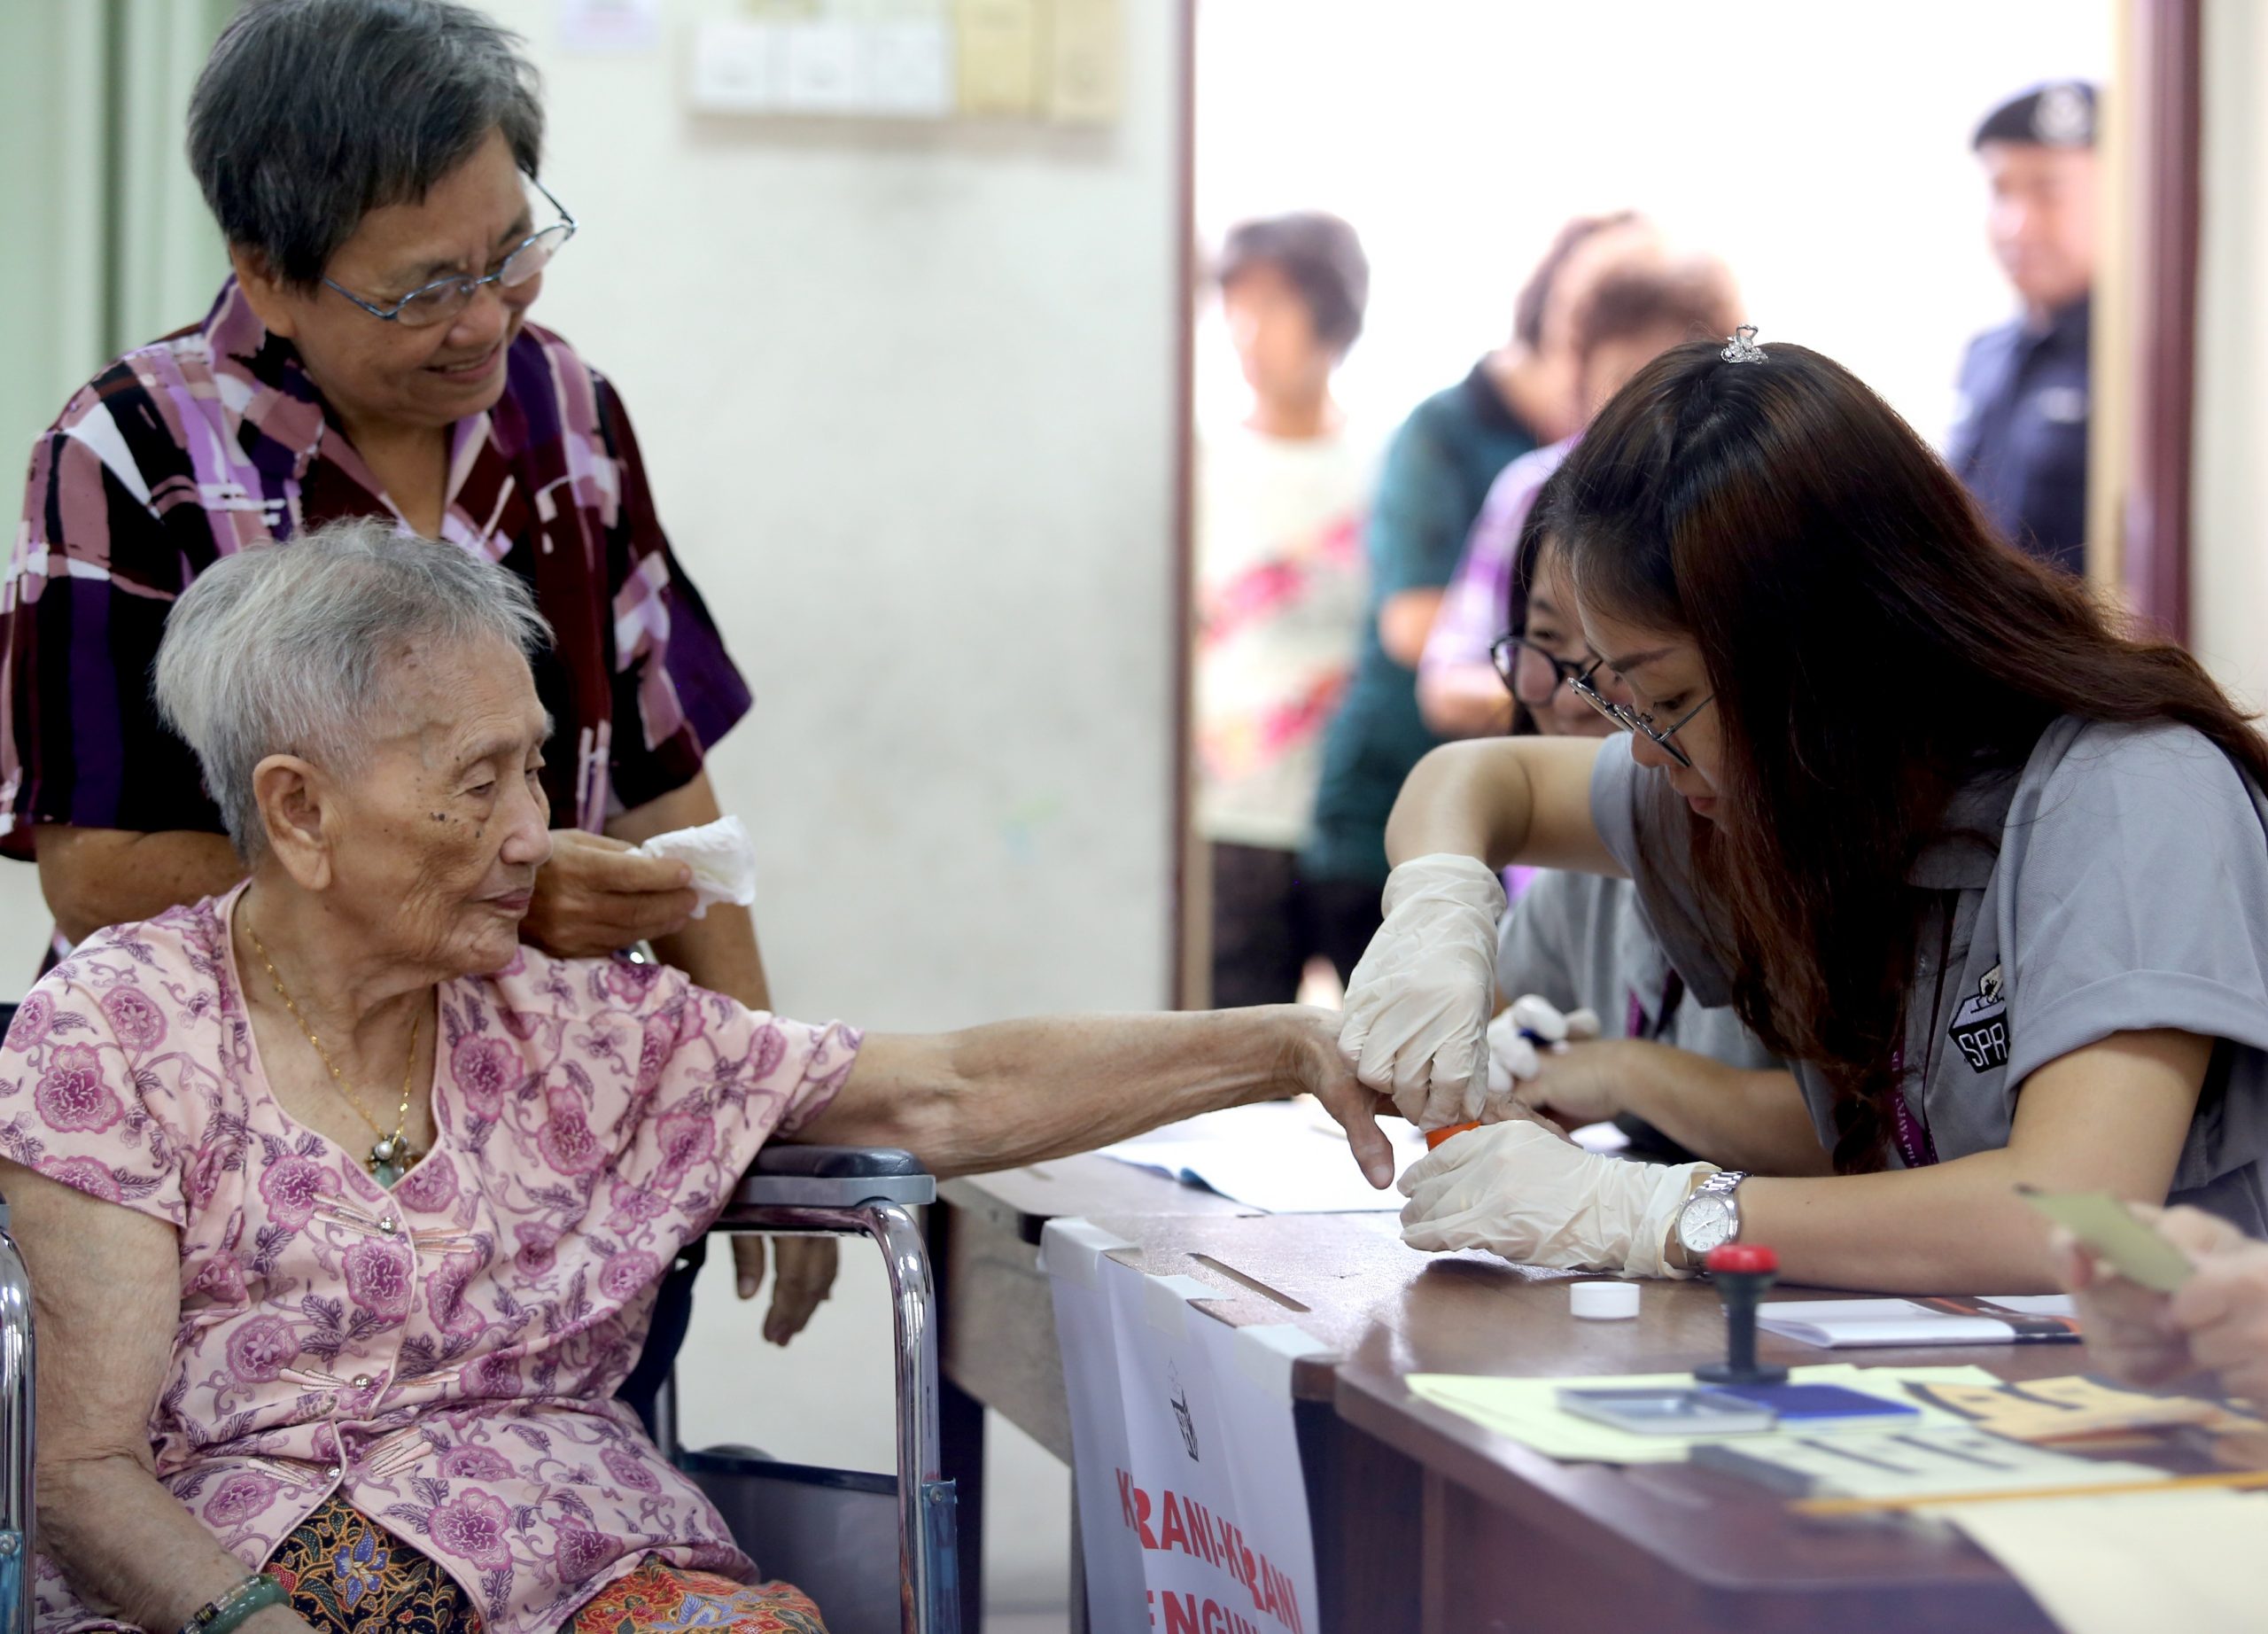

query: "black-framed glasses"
xmin=1565 ymin=668 xmax=1715 ymax=769
xmin=322 ymin=176 xmax=577 ymax=329
xmin=1488 ymin=634 xmax=1608 ymax=708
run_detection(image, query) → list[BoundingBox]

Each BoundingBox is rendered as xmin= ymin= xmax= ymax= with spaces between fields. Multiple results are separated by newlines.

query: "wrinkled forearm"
xmin=39 ymin=1451 xmax=252 ymax=1631
xmin=809 ymin=1008 xmax=1325 ymax=1176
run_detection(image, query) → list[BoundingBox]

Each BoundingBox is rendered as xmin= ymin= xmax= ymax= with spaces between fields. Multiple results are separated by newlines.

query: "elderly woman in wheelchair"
xmin=1 ymin=520 xmax=1393 ymax=1634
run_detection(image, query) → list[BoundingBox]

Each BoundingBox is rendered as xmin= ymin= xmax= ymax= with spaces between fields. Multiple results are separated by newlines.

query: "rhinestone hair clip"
xmin=1720 ymin=324 xmax=1767 ymax=364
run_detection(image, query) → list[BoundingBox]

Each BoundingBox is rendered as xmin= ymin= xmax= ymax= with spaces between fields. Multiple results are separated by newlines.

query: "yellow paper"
xmin=1405 ymin=1365 xmax=2002 ymax=1465
xmin=954 ymin=0 xmax=1038 ymax=114
xmin=1045 ymin=0 xmax=1119 ymax=123
xmin=1949 ymin=1490 xmax=2268 ymax=1634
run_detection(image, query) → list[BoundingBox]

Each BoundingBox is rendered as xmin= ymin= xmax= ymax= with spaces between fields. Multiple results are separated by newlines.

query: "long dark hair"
xmin=1500 ymin=495 xmax=1557 ymax=737
xmin=1548 ymin=339 xmax=2268 ymax=1171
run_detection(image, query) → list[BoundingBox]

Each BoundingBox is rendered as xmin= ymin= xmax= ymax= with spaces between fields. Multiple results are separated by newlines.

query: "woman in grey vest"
xmin=1340 ymin=331 xmax=2268 ymax=1294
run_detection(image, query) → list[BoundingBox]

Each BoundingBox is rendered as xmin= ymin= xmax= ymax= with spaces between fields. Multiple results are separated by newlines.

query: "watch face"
xmin=1681 ymin=1194 xmax=1736 ymax=1256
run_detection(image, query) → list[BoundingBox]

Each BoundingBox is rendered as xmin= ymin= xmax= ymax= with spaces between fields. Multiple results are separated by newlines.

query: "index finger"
xmin=1313 ymin=1082 xmax=1397 ymax=1190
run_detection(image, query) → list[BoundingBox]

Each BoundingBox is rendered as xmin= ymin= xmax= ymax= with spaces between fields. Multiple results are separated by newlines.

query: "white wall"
xmin=2192 ymin=0 xmax=2268 ymax=712
xmin=485 ymin=0 xmax=1189 ymax=1618
xmin=519 ymin=3 xmax=1182 ymax=1034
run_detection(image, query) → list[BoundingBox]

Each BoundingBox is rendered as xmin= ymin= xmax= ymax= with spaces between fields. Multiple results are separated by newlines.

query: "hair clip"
xmin=1720 ymin=325 xmax=1767 ymax=364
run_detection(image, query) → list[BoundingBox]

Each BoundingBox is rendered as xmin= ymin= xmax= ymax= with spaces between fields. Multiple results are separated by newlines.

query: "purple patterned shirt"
xmin=5 ymin=883 xmax=861 ymax=1633
xmin=1418 ymin=437 xmax=1575 ymax=675
xmin=2 ymin=280 xmax=751 ymax=857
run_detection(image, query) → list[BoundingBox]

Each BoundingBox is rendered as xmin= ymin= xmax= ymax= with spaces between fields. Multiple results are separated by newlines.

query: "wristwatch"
xmin=1675 ymin=1169 xmax=1749 ymax=1263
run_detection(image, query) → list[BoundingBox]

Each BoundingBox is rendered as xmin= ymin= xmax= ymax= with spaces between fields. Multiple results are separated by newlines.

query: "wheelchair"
xmin=0 ymin=1000 xmax=959 ymax=1634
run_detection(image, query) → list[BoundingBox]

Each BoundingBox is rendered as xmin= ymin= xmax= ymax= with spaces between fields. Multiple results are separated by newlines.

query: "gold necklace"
xmin=245 ymin=922 xmax=423 ymax=1187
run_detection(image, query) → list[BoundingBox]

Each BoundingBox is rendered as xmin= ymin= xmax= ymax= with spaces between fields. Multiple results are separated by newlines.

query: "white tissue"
xmin=636 ymin=814 xmax=757 ymax=918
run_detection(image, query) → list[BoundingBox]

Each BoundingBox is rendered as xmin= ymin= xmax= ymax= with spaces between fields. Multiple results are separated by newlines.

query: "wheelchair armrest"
xmin=726 ymin=1145 xmax=936 ymax=1210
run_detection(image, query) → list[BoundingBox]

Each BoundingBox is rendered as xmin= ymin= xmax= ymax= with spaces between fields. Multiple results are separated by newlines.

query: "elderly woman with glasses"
xmin=1340 ymin=335 xmax=2268 ymax=1296
xmin=0 ymin=0 xmax=830 ymax=1340
xmin=7 ymin=521 xmax=1392 ymax=1634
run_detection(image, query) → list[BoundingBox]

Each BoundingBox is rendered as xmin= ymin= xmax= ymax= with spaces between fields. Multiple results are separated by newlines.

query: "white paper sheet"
xmin=1758 ymin=1295 xmax=2078 ymax=1349
xmin=1097 ymin=1100 xmax=1421 ymax=1212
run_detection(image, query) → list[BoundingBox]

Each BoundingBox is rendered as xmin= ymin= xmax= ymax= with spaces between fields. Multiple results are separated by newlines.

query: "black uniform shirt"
xmin=1947 ymin=295 xmax=2090 ymax=573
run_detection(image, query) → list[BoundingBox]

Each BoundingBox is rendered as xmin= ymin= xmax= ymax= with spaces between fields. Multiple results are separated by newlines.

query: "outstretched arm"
xmin=795 ymin=1005 xmax=1396 ymax=1187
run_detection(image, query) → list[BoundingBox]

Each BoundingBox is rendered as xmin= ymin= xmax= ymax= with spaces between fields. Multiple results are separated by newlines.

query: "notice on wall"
xmin=1045 ymin=1219 xmax=1328 ymax=1634
xmin=556 ymin=0 xmax=660 ymax=55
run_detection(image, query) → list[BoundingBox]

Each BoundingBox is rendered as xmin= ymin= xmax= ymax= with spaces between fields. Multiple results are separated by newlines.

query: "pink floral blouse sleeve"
xmin=461 ymin=950 xmax=864 ymax=1257
xmin=1 ymin=975 xmax=194 ymax=1225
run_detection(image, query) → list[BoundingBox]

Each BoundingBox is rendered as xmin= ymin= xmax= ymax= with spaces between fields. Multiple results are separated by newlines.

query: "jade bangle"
xmin=180 ymin=1574 xmax=287 ymax=1634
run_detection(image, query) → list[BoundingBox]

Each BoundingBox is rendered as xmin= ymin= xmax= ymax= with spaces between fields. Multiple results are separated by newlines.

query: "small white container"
xmin=1569 ymin=1280 xmax=1641 ymax=1320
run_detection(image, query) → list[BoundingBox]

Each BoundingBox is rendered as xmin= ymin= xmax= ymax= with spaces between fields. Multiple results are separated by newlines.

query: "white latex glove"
xmin=1397 ymin=1118 xmax=1713 ymax=1279
xmin=1484 ymin=995 xmax=1603 ymax=1097
xmin=1336 ymin=854 xmax=1507 ymax=1130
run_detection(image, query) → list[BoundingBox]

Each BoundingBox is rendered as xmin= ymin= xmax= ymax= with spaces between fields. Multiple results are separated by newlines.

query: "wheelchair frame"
xmin=680 ymin=1145 xmax=960 ymax=1634
xmin=0 ymin=1146 xmax=954 ymax=1634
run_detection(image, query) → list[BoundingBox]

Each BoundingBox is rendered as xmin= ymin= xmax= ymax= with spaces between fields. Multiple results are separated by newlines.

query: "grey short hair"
xmin=188 ymin=0 xmax=545 ymax=288
xmin=154 ymin=519 xmax=554 ymax=858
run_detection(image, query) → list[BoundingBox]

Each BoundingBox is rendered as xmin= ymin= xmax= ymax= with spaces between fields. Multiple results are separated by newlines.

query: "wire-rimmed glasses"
xmin=1488 ymin=634 xmax=1606 ymax=708
xmin=323 ymin=176 xmax=577 ymax=329
xmin=1564 ymin=668 xmax=1715 ymax=768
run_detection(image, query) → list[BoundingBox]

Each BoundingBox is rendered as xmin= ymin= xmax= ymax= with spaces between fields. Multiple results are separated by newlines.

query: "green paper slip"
xmin=1405 ymin=1365 xmax=2002 ymax=1465
xmin=2018 ymin=1187 xmax=2194 ymax=1295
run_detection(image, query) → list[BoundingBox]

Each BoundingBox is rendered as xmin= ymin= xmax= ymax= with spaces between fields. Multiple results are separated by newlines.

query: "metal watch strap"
xmin=1677 ymin=1168 xmax=1749 ymax=1256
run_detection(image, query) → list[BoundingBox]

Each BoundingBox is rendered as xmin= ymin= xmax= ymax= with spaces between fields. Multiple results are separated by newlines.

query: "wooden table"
xmin=930 ymin=1162 xmax=2076 ymax=1633
xmin=928 ymin=1155 xmax=1254 ymax=1631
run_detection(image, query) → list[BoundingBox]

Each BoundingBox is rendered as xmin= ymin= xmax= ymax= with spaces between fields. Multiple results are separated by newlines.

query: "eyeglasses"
xmin=1488 ymin=634 xmax=1607 ymax=708
xmin=322 ymin=177 xmax=577 ymax=329
xmin=1565 ymin=668 xmax=1715 ymax=769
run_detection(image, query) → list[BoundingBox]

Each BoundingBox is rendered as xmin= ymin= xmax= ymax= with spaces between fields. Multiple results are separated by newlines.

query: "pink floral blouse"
xmin=2 ymin=884 xmax=862 ymax=1634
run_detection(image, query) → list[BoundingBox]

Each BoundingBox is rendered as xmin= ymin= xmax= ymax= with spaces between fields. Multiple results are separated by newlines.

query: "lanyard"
xmin=1888 ymin=902 xmax=1958 ymax=1169
xmin=1626 ymin=970 xmax=1687 ymax=1044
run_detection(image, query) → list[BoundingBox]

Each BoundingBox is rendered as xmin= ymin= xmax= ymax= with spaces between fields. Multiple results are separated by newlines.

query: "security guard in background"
xmin=1948 ymin=82 xmax=2099 ymax=574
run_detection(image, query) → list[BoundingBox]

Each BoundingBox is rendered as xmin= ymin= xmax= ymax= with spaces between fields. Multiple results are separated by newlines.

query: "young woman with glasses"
xmin=1340 ymin=335 xmax=2268 ymax=1293
xmin=1477 ymin=511 xmax=1788 ymax=1166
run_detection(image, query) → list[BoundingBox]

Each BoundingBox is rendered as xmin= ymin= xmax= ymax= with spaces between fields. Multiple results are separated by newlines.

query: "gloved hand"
xmin=1398 ymin=1118 xmax=1713 ymax=1279
xmin=1484 ymin=994 xmax=1603 ymax=1098
xmin=1336 ymin=854 xmax=1507 ymax=1130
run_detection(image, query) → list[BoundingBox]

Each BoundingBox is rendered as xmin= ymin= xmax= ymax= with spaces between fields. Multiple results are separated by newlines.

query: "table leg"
xmin=1069 ymin=1488 xmax=1090 ymax=1634
xmin=940 ymin=1373 xmax=985 ymax=1633
xmin=1298 ymin=1399 xmax=1422 ymax=1632
xmin=928 ymin=1203 xmax=987 ymax=1634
